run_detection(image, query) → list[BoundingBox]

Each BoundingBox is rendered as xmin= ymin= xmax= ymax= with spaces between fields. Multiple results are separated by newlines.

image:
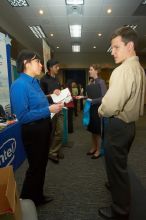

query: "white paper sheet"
xmin=51 ymin=88 xmax=72 ymax=104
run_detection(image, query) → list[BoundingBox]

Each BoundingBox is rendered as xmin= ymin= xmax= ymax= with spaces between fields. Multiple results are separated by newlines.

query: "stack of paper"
xmin=51 ymin=88 xmax=72 ymax=104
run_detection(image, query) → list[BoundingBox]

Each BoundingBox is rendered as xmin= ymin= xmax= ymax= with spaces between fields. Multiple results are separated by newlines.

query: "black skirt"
xmin=87 ymin=104 xmax=101 ymax=135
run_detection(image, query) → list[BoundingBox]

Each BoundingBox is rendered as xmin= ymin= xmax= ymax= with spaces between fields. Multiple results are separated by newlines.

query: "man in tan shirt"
xmin=98 ymin=26 xmax=145 ymax=219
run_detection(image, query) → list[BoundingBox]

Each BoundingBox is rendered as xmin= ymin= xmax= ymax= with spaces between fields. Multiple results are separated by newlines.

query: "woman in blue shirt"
xmin=10 ymin=50 xmax=63 ymax=206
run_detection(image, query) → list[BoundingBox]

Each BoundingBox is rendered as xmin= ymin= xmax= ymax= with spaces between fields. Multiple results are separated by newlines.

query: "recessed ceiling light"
xmin=28 ymin=26 xmax=46 ymax=38
xmin=98 ymin=33 xmax=102 ymax=37
xmin=107 ymin=8 xmax=112 ymax=14
xmin=66 ymin=0 xmax=84 ymax=5
xmin=50 ymin=33 xmax=54 ymax=37
xmin=39 ymin=10 xmax=44 ymax=15
xmin=69 ymin=25 xmax=82 ymax=37
xmin=7 ymin=0 xmax=29 ymax=7
xmin=72 ymin=44 xmax=80 ymax=52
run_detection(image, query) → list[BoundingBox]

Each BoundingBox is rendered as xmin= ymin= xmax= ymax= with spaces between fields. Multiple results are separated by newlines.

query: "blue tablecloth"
xmin=0 ymin=122 xmax=26 ymax=170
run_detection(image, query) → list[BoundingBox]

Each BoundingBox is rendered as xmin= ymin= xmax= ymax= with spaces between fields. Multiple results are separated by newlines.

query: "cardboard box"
xmin=0 ymin=166 xmax=22 ymax=220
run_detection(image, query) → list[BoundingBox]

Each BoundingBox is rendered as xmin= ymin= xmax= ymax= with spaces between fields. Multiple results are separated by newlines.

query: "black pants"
xmin=21 ymin=118 xmax=51 ymax=202
xmin=73 ymin=99 xmax=78 ymax=116
xmin=68 ymin=108 xmax=74 ymax=133
xmin=104 ymin=117 xmax=135 ymax=215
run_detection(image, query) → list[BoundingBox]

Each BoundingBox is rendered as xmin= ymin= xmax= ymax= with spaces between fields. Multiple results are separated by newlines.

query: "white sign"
xmin=42 ymin=39 xmax=51 ymax=73
xmin=0 ymin=32 xmax=10 ymax=108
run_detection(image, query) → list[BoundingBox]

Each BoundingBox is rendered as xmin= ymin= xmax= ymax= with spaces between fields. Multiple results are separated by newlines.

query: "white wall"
xmin=54 ymin=52 xmax=146 ymax=69
xmin=54 ymin=52 xmax=115 ymax=69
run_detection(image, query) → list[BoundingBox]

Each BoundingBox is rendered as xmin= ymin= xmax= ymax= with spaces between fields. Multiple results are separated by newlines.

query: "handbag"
xmin=82 ymin=99 xmax=91 ymax=127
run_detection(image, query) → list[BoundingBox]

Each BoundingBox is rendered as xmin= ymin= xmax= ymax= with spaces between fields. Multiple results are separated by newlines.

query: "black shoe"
xmin=91 ymin=154 xmax=101 ymax=159
xmin=35 ymin=195 xmax=54 ymax=206
xmin=98 ymin=206 xmax=129 ymax=220
xmin=86 ymin=150 xmax=96 ymax=155
xmin=48 ymin=155 xmax=59 ymax=163
xmin=105 ymin=182 xmax=111 ymax=191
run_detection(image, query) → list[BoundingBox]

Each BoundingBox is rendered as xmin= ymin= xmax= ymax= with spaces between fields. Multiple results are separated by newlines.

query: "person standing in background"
xmin=10 ymin=50 xmax=63 ymax=206
xmin=71 ymin=81 xmax=79 ymax=116
xmin=98 ymin=26 xmax=145 ymax=219
xmin=86 ymin=64 xmax=107 ymax=159
xmin=40 ymin=59 xmax=64 ymax=164
xmin=78 ymin=84 xmax=84 ymax=111
xmin=65 ymin=81 xmax=74 ymax=133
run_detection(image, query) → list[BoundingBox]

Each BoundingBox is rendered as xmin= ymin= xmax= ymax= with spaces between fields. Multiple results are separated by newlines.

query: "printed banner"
xmin=0 ymin=32 xmax=10 ymax=109
xmin=0 ymin=122 xmax=26 ymax=170
xmin=42 ymin=39 xmax=51 ymax=73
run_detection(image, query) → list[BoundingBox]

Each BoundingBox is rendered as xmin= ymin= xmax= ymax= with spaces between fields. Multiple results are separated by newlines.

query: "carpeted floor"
xmin=15 ymin=109 xmax=146 ymax=220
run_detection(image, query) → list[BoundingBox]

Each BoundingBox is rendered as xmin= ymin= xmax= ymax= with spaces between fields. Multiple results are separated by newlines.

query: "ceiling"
xmin=0 ymin=0 xmax=146 ymax=67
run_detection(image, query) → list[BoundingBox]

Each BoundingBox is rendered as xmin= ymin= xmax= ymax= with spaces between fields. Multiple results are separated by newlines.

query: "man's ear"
xmin=128 ymin=41 xmax=134 ymax=50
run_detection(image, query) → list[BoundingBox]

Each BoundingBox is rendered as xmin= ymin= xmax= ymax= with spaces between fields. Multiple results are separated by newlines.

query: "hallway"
xmin=15 ymin=111 xmax=146 ymax=220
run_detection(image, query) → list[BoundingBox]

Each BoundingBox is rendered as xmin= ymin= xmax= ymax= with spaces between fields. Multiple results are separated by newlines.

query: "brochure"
xmin=51 ymin=88 xmax=72 ymax=104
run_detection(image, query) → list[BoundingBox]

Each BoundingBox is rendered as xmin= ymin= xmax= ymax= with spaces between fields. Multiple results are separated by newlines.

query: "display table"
xmin=62 ymin=107 xmax=68 ymax=145
xmin=0 ymin=122 xmax=26 ymax=170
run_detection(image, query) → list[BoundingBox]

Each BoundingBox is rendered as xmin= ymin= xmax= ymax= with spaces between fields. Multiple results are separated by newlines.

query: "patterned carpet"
xmin=15 ymin=110 xmax=146 ymax=220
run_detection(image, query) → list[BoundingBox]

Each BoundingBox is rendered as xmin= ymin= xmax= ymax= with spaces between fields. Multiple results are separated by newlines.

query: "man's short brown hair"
xmin=111 ymin=26 xmax=138 ymax=50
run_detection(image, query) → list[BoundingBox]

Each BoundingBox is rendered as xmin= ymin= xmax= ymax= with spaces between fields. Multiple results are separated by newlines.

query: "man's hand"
xmin=98 ymin=106 xmax=102 ymax=117
xmin=75 ymin=95 xmax=84 ymax=99
xmin=53 ymin=89 xmax=61 ymax=96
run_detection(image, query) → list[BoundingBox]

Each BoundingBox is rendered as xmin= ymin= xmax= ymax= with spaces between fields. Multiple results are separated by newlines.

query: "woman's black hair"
xmin=16 ymin=49 xmax=41 ymax=73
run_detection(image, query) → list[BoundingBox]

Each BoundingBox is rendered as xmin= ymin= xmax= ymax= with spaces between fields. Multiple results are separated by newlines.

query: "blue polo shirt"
xmin=10 ymin=73 xmax=50 ymax=124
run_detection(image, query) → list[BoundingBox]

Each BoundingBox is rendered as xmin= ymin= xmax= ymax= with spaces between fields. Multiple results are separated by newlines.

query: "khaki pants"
xmin=49 ymin=112 xmax=64 ymax=157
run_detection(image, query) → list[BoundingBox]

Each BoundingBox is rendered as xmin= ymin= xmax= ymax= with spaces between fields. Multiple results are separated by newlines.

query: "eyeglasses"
xmin=31 ymin=58 xmax=41 ymax=63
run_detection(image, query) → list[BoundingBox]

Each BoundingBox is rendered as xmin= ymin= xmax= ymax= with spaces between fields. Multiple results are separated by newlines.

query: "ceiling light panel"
xmin=66 ymin=0 xmax=84 ymax=5
xmin=28 ymin=26 xmax=46 ymax=38
xmin=69 ymin=25 xmax=82 ymax=37
xmin=72 ymin=45 xmax=80 ymax=52
xmin=126 ymin=24 xmax=137 ymax=30
xmin=142 ymin=0 xmax=146 ymax=4
xmin=7 ymin=0 xmax=29 ymax=7
xmin=107 ymin=46 xmax=112 ymax=53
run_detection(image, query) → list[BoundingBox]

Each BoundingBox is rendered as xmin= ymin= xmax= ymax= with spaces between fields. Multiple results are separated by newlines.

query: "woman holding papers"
xmin=86 ymin=64 xmax=107 ymax=159
xmin=10 ymin=50 xmax=63 ymax=206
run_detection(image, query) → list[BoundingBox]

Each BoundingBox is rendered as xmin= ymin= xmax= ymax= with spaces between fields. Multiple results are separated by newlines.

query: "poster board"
xmin=42 ymin=39 xmax=51 ymax=73
xmin=0 ymin=32 xmax=11 ymax=109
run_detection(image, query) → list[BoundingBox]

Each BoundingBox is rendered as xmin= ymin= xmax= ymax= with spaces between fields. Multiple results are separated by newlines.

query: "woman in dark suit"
xmin=86 ymin=64 xmax=107 ymax=159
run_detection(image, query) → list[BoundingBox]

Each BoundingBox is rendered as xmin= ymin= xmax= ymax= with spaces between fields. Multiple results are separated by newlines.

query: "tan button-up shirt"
xmin=98 ymin=56 xmax=146 ymax=123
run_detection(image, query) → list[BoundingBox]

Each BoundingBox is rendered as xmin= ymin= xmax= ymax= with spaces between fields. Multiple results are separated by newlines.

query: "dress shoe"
xmin=98 ymin=206 xmax=129 ymax=220
xmin=48 ymin=154 xmax=59 ymax=164
xmin=86 ymin=150 xmax=96 ymax=155
xmin=105 ymin=181 xmax=111 ymax=191
xmin=58 ymin=152 xmax=64 ymax=159
xmin=91 ymin=153 xmax=101 ymax=159
xmin=34 ymin=195 xmax=54 ymax=206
